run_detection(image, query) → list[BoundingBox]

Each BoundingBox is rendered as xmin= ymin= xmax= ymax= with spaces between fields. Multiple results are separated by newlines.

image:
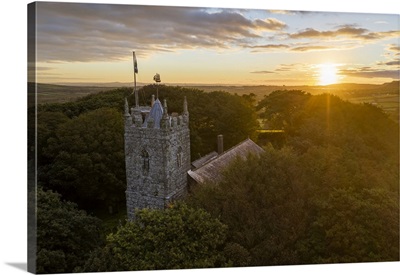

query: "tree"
xmin=36 ymin=188 xmax=103 ymax=273
xmin=187 ymin=146 xmax=306 ymax=266
xmin=260 ymin=91 xmax=399 ymax=160
xmin=83 ymin=203 xmax=228 ymax=272
xmin=297 ymin=187 xmax=399 ymax=263
xmin=294 ymin=144 xmax=399 ymax=263
xmin=40 ymin=107 xmax=125 ymax=211
xmin=36 ymin=111 xmax=70 ymax=166
xmin=187 ymin=144 xmax=399 ymax=265
xmin=256 ymin=90 xmax=311 ymax=129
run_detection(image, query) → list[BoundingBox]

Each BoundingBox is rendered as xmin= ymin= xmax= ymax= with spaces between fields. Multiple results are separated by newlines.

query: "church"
xmin=123 ymin=92 xmax=264 ymax=220
xmin=124 ymin=53 xmax=263 ymax=220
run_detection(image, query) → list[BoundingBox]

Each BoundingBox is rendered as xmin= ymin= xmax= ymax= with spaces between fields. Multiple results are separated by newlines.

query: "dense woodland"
xmin=28 ymin=85 xmax=399 ymax=273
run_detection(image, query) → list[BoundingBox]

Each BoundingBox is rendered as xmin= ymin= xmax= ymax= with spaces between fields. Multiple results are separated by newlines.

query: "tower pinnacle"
xmin=183 ymin=96 xmax=188 ymax=114
xmin=124 ymin=97 xmax=130 ymax=115
xmin=162 ymin=98 xmax=167 ymax=113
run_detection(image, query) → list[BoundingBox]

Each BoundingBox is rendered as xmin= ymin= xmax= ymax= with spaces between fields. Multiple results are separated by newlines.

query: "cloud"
xmin=250 ymin=70 xmax=275 ymax=74
xmin=387 ymin=44 xmax=400 ymax=52
xmin=378 ymin=60 xmax=400 ymax=66
xmin=33 ymin=2 xmax=400 ymax=67
xmin=36 ymin=66 xmax=55 ymax=71
xmin=267 ymin=10 xmax=311 ymax=15
xmin=340 ymin=68 xmax=399 ymax=79
xmin=374 ymin=21 xmax=389 ymax=24
xmin=248 ymin=24 xmax=399 ymax=54
xmin=36 ymin=2 xmax=287 ymax=63
xmin=249 ymin=44 xmax=290 ymax=52
xmin=289 ymin=26 xmax=400 ymax=41
xmin=248 ymin=41 xmax=360 ymax=53
xmin=275 ymin=66 xmax=293 ymax=72
xmin=254 ymin=63 xmax=311 ymax=74
xmin=289 ymin=26 xmax=368 ymax=39
xmin=290 ymin=45 xmax=332 ymax=52
xmin=376 ymin=44 xmax=400 ymax=67
xmin=267 ymin=10 xmax=293 ymax=15
xmin=254 ymin=18 xmax=287 ymax=30
xmin=274 ymin=63 xmax=307 ymax=72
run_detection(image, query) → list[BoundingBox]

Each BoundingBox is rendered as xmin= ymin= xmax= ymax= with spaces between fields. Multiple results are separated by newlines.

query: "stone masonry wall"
xmin=124 ymin=106 xmax=190 ymax=220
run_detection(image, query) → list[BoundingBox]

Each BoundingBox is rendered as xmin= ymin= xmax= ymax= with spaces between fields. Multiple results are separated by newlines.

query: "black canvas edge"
xmin=27 ymin=2 xmax=37 ymax=274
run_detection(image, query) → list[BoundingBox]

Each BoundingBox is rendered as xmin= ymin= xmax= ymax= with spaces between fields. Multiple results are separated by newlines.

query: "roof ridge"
xmin=192 ymin=138 xmax=262 ymax=171
xmin=188 ymin=138 xmax=265 ymax=184
xmin=216 ymin=138 xmax=258 ymax=158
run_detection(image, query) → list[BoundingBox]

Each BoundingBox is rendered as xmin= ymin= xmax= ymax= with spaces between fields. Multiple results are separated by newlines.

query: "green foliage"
xmin=241 ymin=93 xmax=257 ymax=107
xmin=256 ymin=90 xmax=311 ymax=129
xmin=298 ymin=187 xmax=399 ymax=263
xmin=223 ymin=242 xmax=251 ymax=267
xmin=33 ymin=86 xmax=398 ymax=269
xmin=296 ymin=145 xmax=399 ymax=263
xmin=83 ymin=203 xmax=228 ymax=272
xmin=36 ymin=111 xmax=70 ymax=166
xmin=258 ymin=91 xmax=398 ymax=160
xmin=39 ymin=107 xmax=125 ymax=210
xmin=187 ymin=146 xmax=305 ymax=266
xmin=189 ymin=91 xmax=399 ymax=265
xmin=36 ymin=188 xmax=103 ymax=273
xmin=188 ymin=142 xmax=399 ymax=265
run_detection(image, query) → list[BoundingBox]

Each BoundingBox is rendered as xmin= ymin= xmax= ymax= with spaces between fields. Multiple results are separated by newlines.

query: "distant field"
xmin=343 ymin=94 xmax=398 ymax=121
xmin=31 ymin=81 xmax=398 ymax=121
xmin=349 ymin=94 xmax=398 ymax=107
xmin=188 ymin=82 xmax=399 ymax=122
xmin=30 ymin=83 xmax=128 ymax=104
xmin=188 ymin=81 xmax=398 ymax=99
xmin=187 ymin=85 xmax=318 ymax=101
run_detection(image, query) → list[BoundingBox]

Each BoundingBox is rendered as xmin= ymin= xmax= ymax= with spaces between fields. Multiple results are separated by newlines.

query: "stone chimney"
xmin=217 ymin=134 xmax=224 ymax=155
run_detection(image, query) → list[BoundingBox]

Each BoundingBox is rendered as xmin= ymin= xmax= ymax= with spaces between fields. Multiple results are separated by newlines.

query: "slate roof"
xmin=191 ymin=151 xmax=218 ymax=169
xmin=188 ymin=138 xmax=265 ymax=184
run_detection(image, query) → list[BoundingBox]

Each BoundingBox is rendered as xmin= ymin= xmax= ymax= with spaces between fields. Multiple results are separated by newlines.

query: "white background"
xmin=1 ymin=0 xmax=399 ymax=275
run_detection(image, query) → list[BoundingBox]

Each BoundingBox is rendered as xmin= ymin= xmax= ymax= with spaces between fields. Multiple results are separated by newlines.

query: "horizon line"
xmin=30 ymin=80 xmax=399 ymax=88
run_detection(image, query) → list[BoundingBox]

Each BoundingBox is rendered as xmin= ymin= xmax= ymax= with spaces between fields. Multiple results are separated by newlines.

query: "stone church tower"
xmin=124 ymin=95 xmax=191 ymax=220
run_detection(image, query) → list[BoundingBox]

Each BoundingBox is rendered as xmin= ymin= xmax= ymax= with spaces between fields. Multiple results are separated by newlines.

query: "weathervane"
xmin=153 ymin=73 xmax=161 ymax=98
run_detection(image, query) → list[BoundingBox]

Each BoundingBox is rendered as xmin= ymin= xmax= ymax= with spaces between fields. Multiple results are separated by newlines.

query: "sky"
xmin=31 ymin=1 xmax=399 ymax=86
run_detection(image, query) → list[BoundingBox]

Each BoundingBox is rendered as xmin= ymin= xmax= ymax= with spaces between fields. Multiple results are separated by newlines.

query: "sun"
xmin=318 ymin=63 xmax=339 ymax=85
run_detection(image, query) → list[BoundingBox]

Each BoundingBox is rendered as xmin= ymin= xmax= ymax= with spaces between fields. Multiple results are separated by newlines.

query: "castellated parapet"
xmin=124 ymin=96 xmax=190 ymax=220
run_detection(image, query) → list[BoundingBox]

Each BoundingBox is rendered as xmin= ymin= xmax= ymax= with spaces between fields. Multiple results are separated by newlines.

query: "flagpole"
xmin=134 ymin=70 xmax=138 ymax=107
xmin=133 ymin=51 xmax=139 ymax=107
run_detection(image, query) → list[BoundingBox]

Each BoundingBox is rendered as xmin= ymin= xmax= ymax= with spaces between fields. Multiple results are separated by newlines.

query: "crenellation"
xmin=132 ymin=111 xmax=143 ymax=127
xmin=147 ymin=116 xmax=155 ymax=128
xmin=171 ymin=116 xmax=178 ymax=127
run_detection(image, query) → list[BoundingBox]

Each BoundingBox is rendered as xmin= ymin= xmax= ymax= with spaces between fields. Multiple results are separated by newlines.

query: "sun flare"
xmin=318 ymin=63 xmax=339 ymax=85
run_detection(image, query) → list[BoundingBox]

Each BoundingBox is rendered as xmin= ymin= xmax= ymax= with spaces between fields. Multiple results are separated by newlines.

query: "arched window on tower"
xmin=177 ymin=147 xmax=183 ymax=168
xmin=141 ymin=149 xmax=149 ymax=175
